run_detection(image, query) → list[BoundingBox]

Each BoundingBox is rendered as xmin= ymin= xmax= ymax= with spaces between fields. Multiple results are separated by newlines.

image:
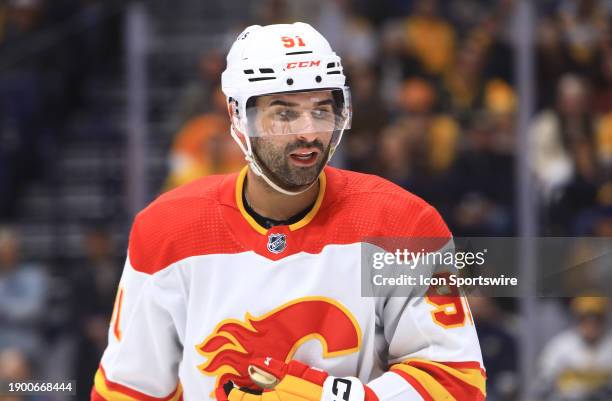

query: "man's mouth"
xmin=289 ymin=148 xmax=320 ymax=166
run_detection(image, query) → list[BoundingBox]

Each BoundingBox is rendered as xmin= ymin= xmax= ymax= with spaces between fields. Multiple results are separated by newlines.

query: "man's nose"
xmin=295 ymin=113 xmax=320 ymax=142
xmin=296 ymin=132 xmax=320 ymax=143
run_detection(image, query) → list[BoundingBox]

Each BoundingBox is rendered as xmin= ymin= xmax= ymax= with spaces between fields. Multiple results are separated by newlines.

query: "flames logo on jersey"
xmin=196 ymin=297 xmax=361 ymax=391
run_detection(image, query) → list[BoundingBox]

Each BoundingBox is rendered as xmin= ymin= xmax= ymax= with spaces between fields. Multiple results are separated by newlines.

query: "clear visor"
xmin=246 ymin=88 xmax=351 ymax=137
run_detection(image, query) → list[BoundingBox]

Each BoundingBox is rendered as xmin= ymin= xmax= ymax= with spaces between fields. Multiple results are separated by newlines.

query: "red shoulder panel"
xmin=315 ymin=167 xmax=451 ymax=239
xmin=128 ymin=173 xmax=244 ymax=274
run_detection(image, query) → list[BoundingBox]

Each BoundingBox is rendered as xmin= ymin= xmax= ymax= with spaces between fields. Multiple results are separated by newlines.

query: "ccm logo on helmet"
xmin=286 ymin=60 xmax=321 ymax=69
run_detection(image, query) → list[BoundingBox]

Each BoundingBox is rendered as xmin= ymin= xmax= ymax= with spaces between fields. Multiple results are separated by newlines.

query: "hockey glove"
xmin=216 ymin=357 xmax=376 ymax=401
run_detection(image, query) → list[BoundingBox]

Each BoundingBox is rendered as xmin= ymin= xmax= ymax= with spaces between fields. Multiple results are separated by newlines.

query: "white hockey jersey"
xmin=92 ymin=166 xmax=486 ymax=401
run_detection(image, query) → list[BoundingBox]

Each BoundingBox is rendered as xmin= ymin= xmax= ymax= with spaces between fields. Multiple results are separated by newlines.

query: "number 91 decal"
xmin=282 ymin=36 xmax=306 ymax=48
xmin=425 ymin=272 xmax=473 ymax=328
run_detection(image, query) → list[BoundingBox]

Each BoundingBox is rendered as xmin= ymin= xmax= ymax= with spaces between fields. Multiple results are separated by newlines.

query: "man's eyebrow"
xmin=269 ymin=99 xmax=298 ymax=107
xmin=314 ymin=99 xmax=334 ymax=107
xmin=267 ymin=98 xmax=334 ymax=107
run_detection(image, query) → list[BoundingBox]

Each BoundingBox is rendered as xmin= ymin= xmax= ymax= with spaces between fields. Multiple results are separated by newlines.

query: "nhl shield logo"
xmin=267 ymin=233 xmax=287 ymax=254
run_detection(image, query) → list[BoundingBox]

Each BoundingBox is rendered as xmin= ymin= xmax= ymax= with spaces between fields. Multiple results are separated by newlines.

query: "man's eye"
xmin=312 ymin=109 xmax=332 ymax=120
xmin=274 ymin=109 xmax=299 ymax=121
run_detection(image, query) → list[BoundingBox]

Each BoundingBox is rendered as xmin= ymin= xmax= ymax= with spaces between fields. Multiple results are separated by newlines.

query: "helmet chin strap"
xmin=230 ymin=125 xmax=319 ymax=196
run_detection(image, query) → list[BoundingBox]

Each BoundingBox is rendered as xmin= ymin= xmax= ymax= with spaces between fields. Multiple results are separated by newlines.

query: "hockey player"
xmin=91 ymin=23 xmax=486 ymax=401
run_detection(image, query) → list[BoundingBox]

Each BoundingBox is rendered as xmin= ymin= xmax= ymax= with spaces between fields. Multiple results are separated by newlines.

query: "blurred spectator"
xmin=470 ymin=297 xmax=518 ymax=401
xmin=592 ymin=45 xmax=612 ymax=114
xmin=71 ymin=224 xmax=121 ymax=401
xmin=378 ymin=19 xmax=422 ymax=107
xmin=377 ymin=77 xmax=459 ymax=207
xmin=594 ymin=112 xmax=612 ymax=174
xmin=317 ymin=0 xmax=376 ymax=69
xmin=377 ymin=119 xmax=413 ymax=183
xmin=164 ymin=86 xmax=244 ymax=190
xmin=343 ymin=66 xmax=388 ymax=173
xmin=0 ymin=226 xmax=47 ymax=367
xmin=536 ymin=17 xmax=573 ymax=109
xmin=448 ymin=115 xmax=515 ymax=235
xmin=398 ymin=77 xmax=460 ymax=176
xmin=557 ymin=0 xmax=610 ymax=74
xmin=534 ymin=297 xmax=612 ymax=401
xmin=176 ymin=50 xmax=226 ymax=124
xmin=530 ymin=74 xmax=594 ymax=201
xmin=402 ymin=0 xmax=456 ymax=76
xmin=484 ymin=79 xmax=517 ymax=122
xmin=537 ymin=0 xmax=611 ymax=109
xmin=535 ymin=73 xmax=612 ymax=233
xmin=445 ymin=80 xmax=516 ymax=235
xmin=440 ymin=30 xmax=490 ymax=121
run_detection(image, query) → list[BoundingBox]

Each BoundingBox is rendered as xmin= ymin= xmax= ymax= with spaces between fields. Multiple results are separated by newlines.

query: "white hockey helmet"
xmin=221 ymin=22 xmax=351 ymax=195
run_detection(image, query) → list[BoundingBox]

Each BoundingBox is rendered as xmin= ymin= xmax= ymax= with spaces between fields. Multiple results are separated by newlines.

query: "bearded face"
xmin=248 ymin=90 xmax=338 ymax=191
xmin=251 ymin=136 xmax=331 ymax=190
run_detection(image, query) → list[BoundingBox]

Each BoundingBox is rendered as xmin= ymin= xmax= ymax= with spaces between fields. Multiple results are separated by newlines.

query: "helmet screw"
xmin=286 ymin=78 xmax=294 ymax=85
xmin=315 ymin=76 xmax=322 ymax=83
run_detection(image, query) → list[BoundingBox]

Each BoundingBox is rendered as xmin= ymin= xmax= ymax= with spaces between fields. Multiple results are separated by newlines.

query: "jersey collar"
xmin=234 ymin=165 xmax=327 ymax=235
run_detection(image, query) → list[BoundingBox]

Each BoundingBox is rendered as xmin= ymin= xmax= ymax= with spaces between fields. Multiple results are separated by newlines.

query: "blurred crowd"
xmin=0 ymin=0 xmax=120 ymax=221
xmin=0 ymin=0 xmax=122 ymax=399
xmin=1 ymin=0 xmax=612 ymax=401
xmin=0 ymin=223 xmax=121 ymax=401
